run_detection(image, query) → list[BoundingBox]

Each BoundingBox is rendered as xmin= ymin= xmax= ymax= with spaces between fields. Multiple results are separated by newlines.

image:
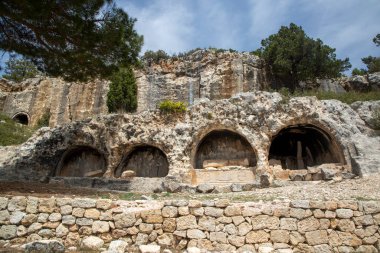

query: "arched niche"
xmin=269 ymin=124 xmax=345 ymax=170
xmin=194 ymin=129 xmax=257 ymax=169
xmin=115 ymin=145 xmax=169 ymax=178
xmin=12 ymin=112 xmax=29 ymax=125
xmin=56 ymin=146 xmax=106 ymax=177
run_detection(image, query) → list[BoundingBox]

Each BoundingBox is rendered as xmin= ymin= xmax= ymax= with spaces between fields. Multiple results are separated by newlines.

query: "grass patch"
xmin=0 ymin=113 xmax=34 ymax=146
xmin=118 ymin=192 xmax=143 ymax=201
xmin=277 ymin=89 xmax=380 ymax=104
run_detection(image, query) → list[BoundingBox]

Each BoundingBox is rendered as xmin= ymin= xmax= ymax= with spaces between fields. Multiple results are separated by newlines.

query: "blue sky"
xmin=117 ymin=0 xmax=380 ymax=72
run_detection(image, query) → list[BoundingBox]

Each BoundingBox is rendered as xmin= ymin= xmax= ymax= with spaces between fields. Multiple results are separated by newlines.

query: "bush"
xmin=351 ymin=68 xmax=367 ymax=76
xmin=0 ymin=114 xmax=34 ymax=146
xmin=158 ymin=100 xmax=187 ymax=114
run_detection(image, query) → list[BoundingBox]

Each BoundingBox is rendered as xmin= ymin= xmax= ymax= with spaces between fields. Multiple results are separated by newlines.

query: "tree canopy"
xmin=106 ymin=67 xmax=137 ymax=113
xmin=254 ymin=23 xmax=351 ymax=91
xmin=0 ymin=0 xmax=143 ymax=81
xmin=2 ymin=55 xmax=40 ymax=82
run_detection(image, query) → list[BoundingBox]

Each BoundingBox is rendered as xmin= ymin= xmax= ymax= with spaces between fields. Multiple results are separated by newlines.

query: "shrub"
xmin=158 ymin=100 xmax=187 ymax=114
xmin=142 ymin=50 xmax=170 ymax=64
xmin=351 ymin=68 xmax=367 ymax=76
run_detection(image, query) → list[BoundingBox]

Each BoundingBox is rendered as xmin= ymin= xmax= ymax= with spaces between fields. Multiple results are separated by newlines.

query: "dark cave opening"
xmin=194 ymin=130 xmax=257 ymax=169
xmin=57 ymin=146 xmax=106 ymax=177
xmin=12 ymin=113 xmax=29 ymax=125
xmin=269 ymin=124 xmax=344 ymax=170
xmin=116 ymin=146 xmax=169 ymax=178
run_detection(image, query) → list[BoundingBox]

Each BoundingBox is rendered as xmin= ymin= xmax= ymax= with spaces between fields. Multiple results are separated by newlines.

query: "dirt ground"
xmin=1 ymin=174 xmax=380 ymax=202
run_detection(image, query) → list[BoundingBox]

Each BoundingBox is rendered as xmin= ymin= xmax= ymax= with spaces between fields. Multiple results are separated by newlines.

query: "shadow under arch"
xmin=192 ymin=129 xmax=257 ymax=169
xmin=55 ymin=146 xmax=107 ymax=177
xmin=12 ymin=112 xmax=30 ymax=125
xmin=269 ymin=123 xmax=346 ymax=170
xmin=115 ymin=145 xmax=169 ymax=178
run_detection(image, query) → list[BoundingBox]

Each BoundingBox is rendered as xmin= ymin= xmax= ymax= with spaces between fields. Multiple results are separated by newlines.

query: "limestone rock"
xmin=305 ymin=230 xmax=328 ymax=246
xmin=246 ymin=230 xmax=269 ymax=243
xmin=24 ymin=240 xmax=65 ymax=253
xmin=139 ymin=244 xmax=161 ymax=253
xmin=0 ymin=225 xmax=17 ymax=239
xmin=81 ymin=236 xmax=104 ymax=250
xmin=107 ymin=240 xmax=128 ymax=253
xmin=120 ymin=170 xmax=136 ymax=179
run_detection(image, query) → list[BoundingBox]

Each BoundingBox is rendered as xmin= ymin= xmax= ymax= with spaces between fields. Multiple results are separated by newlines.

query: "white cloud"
xmin=119 ymin=1 xmax=195 ymax=54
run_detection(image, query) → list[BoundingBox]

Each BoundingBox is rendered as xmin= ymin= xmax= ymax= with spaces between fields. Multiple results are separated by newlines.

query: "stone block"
xmin=176 ymin=215 xmax=197 ymax=230
xmin=246 ymin=230 xmax=269 ymax=243
xmin=305 ymin=230 xmax=328 ymax=246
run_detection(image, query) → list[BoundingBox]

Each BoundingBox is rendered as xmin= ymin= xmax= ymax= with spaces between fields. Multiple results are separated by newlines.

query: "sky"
xmin=117 ymin=0 xmax=380 ymax=72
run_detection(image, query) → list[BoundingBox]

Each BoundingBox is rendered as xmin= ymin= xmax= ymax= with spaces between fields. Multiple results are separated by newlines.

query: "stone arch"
xmin=115 ymin=145 xmax=169 ymax=178
xmin=268 ymin=123 xmax=345 ymax=170
xmin=55 ymin=146 xmax=106 ymax=177
xmin=193 ymin=129 xmax=257 ymax=169
xmin=12 ymin=112 xmax=30 ymax=125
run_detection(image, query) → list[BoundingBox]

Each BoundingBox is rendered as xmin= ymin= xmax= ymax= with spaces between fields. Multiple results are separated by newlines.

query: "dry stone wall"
xmin=0 ymin=196 xmax=380 ymax=252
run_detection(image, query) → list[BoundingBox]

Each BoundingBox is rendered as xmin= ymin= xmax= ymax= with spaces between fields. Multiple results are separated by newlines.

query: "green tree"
xmin=373 ymin=34 xmax=380 ymax=47
xmin=0 ymin=0 xmax=143 ymax=81
xmin=2 ymin=55 xmax=40 ymax=82
xmin=141 ymin=50 xmax=170 ymax=64
xmin=351 ymin=68 xmax=367 ymax=76
xmin=256 ymin=23 xmax=351 ymax=91
xmin=358 ymin=34 xmax=380 ymax=74
xmin=107 ymin=67 xmax=137 ymax=113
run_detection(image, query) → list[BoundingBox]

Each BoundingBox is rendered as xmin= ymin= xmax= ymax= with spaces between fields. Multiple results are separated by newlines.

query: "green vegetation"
xmin=353 ymin=34 xmax=380 ymax=74
xmin=0 ymin=0 xmax=143 ymax=81
xmin=277 ymin=88 xmax=380 ymax=105
xmin=35 ymin=110 xmax=50 ymax=128
xmin=254 ymin=23 xmax=351 ymax=91
xmin=371 ymin=108 xmax=380 ymax=130
xmin=351 ymin=68 xmax=367 ymax=76
xmin=2 ymin=56 xmax=40 ymax=82
xmin=158 ymin=100 xmax=187 ymax=114
xmin=142 ymin=50 xmax=170 ymax=64
xmin=0 ymin=114 xmax=34 ymax=146
xmin=107 ymin=67 xmax=137 ymax=113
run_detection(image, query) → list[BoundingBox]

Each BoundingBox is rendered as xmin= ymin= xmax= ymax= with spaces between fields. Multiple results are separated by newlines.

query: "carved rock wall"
xmin=0 ymin=78 xmax=109 ymax=127
xmin=0 ymin=92 xmax=379 ymax=185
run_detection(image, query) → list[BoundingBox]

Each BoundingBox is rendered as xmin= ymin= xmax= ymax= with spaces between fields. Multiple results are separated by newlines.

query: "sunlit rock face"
xmin=0 ymin=91 xmax=379 ymax=187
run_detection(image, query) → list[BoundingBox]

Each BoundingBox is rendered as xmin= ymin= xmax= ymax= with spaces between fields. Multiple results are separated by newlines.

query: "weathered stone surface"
xmin=305 ymin=230 xmax=328 ymax=246
xmin=337 ymin=219 xmax=355 ymax=232
xmin=26 ymin=197 xmax=39 ymax=214
xmin=224 ymin=206 xmax=241 ymax=216
xmin=238 ymin=222 xmax=252 ymax=236
xmin=38 ymin=198 xmax=56 ymax=213
xmin=10 ymin=211 xmax=25 ymax=224
xmin=71 ymin=198 xmax=96 ymax=209
xmin=48 ymin=213 xmax=61 ymax=222
xmin=56 ymin=224 xmax=68 ymax=237
xmin=0 ymin=225 xmax=17 ymax=239
xmin=187 ymin=229 xmax=206 ymax=239
xmin=297 ymin=217 xmax=320 ymax=233
xmin=76 ymin=218 xmax=93 ymax=226
xmin=114 ymin=213 xmax=136 ymax=228
xmin=176 ymin=215 xmax=197 ymax=230
xmin=336 ymin=209 xmax=354 ymax=219
xmin=139 ymin=244 xmax=161 ymax=253
xmin=246 ymin=230 xmax=269 ymax=243
xmin=24 ymin=240 xmax=65 ymax=253
xmin=251 ymin=215 xmax=279 ymax=230
xmin=271 ymin=230 xmax=290 ymax=243
xmin=210 ymin=232 xmax=227 ymax=243
xmin=204 ymin=207 xmax=224 ymax=217
xmin=141 ymin=210 xmax=163 ymax=224
xmin=81 ymin=236 xmax=104 ymax=250
xmin=84 ymin=208 xmax=100 ymax=219
xmin=162 ymin=206 xmax=178 ymax=218
xmin=107 ymin=240 xmax=128 ymax=253
xmin=280 ymin=218 xmax=297 ymax=231
xmin=92 ymin=220 xmax=109 ymax=233
xmin=8 ymin=196 xmax=27 ymax=211
xmin=196 ymin=184 xmax=215 ymax=193
xmin=0 ymin=197 xmax=8 ymax=210
xmin=337 ymin=231 xmax=362 ymax=247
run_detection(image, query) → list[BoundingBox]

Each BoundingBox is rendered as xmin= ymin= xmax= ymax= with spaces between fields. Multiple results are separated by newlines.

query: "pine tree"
xmin=107 ymin=68 xmax=137 ymax=113
xmin=2 ymin=55 xmax=40 ymax=82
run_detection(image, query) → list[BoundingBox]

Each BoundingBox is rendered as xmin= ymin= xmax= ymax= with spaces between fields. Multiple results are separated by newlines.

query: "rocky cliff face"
xmin=0 ymin=77 xmax=109 ymax=127
xmin=135 ymin=50 xmax=271 ymax=111
xmin=0 ymin=91 xmax=379 ymax=187
xmin=1 ymin=50 xmax=379 ymax=127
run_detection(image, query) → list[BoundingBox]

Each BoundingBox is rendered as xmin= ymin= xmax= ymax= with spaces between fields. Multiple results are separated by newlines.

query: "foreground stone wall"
xmin=0 ymin=196 xmax=380 ymax=252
